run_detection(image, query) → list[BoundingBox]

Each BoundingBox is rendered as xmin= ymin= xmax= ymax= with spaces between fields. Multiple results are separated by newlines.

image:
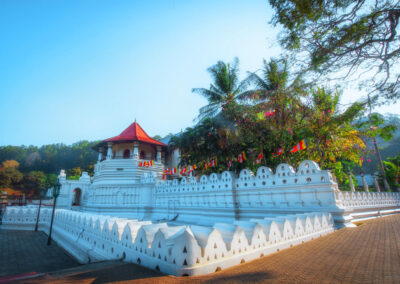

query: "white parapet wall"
xmin=334 ymin=191 xmax=400 ymax=225
xmin=56 ymin=160 xmax=400 ymax=227
xmin=1 ymin=207 xmax=334 ymax=276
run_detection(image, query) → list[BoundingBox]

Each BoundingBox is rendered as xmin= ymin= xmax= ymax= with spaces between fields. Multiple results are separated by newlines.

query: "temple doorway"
xmin=123 ymin=149 xmax=130 ymax=159
xmin=73 ymin=188 xmax=82 ymax=206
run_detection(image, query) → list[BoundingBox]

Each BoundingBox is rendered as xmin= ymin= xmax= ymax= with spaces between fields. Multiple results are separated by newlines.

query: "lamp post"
xmin=34 ymin=187 xmax=47 ymax=232
xmin=47 ymin=179 xmax=61 ymax=245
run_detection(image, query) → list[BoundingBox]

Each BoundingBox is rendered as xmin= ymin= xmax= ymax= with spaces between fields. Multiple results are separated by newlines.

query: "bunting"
xmin=161 ymin=141 xmax=312 ymax=179
xmin=138 ymin=160 xmax=154 ymax=167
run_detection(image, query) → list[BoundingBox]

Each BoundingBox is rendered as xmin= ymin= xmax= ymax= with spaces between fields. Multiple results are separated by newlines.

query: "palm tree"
xmin=193 ymin=58 xmax=248 ymax=121
xmin=240 ymin=58 xmax=305 ymax=102
xmin=238 ymin=58 xmax=309 ymax=164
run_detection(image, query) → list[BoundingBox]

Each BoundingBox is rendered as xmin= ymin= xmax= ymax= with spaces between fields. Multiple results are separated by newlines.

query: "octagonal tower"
xmin=92 ymin=121 xmax=167 ymax=185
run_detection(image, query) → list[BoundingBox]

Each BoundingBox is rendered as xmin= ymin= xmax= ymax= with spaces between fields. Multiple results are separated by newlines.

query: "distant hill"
xmin=0 ymin=141 xmax=98 ymax=175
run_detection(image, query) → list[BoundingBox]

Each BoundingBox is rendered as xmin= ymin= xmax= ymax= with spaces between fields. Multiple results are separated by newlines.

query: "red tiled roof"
xmin=104 ymin=122 xmax=166 ymax=146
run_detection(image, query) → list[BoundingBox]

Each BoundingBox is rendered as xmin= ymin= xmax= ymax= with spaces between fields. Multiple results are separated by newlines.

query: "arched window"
xmin=123 ymin=149 xmax=130 ymax=159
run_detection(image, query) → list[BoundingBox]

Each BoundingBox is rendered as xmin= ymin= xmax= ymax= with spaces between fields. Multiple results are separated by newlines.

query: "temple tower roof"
xmin=96 ymin=122 xmax=167 ymax=149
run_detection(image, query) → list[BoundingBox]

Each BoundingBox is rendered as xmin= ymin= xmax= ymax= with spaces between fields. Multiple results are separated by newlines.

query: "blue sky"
xmin=0 ymin=0 xmax=399 ymax=146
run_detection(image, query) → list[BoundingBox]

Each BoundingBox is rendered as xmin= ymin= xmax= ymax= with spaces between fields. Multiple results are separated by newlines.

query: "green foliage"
xmin=0 ymin=140 xmax=98 ymax=175
xmin=19 ymin=171 xmax=46 ymax=195
xmin=383 ymin=155 xmax=400 ymax=189
xmin=45 ymin=174 xmax=58 ymax=188
xmin=269 ymin=0 xmax=400 ymax=102
xmin=0 ymin=141 xmax=98 ymax=197
xmin=67 ymin=167 xmax=82 ymax=177
xmin=192 ymin=57 xmax=249 ymax=121
xmin=355 ymin=114 xmax=400 ymax=174
xmin=173 ymin=58 xmax=369 ymax=175
xmin=356 ymin=113 xmax=398 ymax=142
xmin=0 ymin=161 xmax=23 ymax=189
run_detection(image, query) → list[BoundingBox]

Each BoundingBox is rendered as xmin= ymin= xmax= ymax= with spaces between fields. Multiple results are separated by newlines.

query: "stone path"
xmin=5 ymin=214 xmax=400 ymax=283
xmin=0 ymin=230 xmax=79 ymax=279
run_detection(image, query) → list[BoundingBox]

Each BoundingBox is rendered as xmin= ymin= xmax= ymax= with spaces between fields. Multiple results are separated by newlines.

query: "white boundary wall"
xmin=1 ymin=207 xmax=334 ymax=276
xmin=56 ymin=160 xmax=400 ymax=227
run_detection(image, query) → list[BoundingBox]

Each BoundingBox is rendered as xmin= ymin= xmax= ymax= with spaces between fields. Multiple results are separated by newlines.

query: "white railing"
xmin=335 ymin=191 xmax=400 ymax=209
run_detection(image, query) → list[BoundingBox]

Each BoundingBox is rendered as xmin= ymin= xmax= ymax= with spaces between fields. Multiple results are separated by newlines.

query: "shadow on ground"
xmin=199 ymin=271 xmax=277 ymax=283
xmin=68 ymin=263 xmax=166 ymax=284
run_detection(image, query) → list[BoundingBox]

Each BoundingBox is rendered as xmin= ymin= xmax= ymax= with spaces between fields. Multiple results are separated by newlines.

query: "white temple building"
xmin=2 ymin=121 xmax=400 ymax=276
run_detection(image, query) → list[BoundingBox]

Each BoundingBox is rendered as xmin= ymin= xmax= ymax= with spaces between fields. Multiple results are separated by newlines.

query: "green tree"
xmin=238 ymin=58 xmax=308 ymax=167
xmin=173 ymin=58 xmax=368 ymax=177
xmin=19 ymin=171 xmax=46 ymax=195
xmin=383 ymin=155 xmax=400 ymax=191
xmin=66 ymin=167 xmax=82 ymax=180
xmin=192 ymin=58 xmax=248 ymax=121
xmin=269 ymin=0 xmax=400 ymax=102
xmin=0 ymin=160 xmax=23 ymax=189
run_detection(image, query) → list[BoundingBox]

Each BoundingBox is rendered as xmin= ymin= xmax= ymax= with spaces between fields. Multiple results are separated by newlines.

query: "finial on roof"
xmin=135 ymin=118 xmax=136 ymax=122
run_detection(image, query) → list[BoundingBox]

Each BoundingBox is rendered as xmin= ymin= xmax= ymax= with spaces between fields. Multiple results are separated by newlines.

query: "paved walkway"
xmin=5 ymin=214 xmax=400 ymax=283
xmin=0 ymin=230 xmax=80 ymax=279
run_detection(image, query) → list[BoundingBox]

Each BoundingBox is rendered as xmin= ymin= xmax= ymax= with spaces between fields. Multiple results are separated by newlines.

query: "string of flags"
xmin=138 ymin=160 xmax=154 ymax=167
xmin=157 ymin=139 xmax=308 ymax=179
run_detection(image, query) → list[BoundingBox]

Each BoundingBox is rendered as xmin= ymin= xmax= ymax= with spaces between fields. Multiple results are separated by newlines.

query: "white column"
xmin=98 ymin=147 xmax=103 ymax=161
xmin=133 ymin=142 xmax=139 ymax=159
xmin=348 ymin=172 xmax=355 ymax=192
xmin=373 ymin=175 xmax=381 ymax=192
xmin=106 ymin=143 xmax=113 ymax=159
xmin=361 ymin=172 xmax=369 ymax=192
xmin=156 ymin=146 xmax=162 ymax=162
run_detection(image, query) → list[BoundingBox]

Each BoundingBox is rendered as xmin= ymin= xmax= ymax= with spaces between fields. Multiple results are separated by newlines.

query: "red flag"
xmin=272 ymin=148 xmax=284 ymax=157
xmin=290 ymin=139 xmax=307 ymax=153
xmin=264 ymin=109 xmax=275 ymax=117
xmin=180 ymin=166 xmax=187 ymax=175
xmin=238 ymin=151 xmax=247 ymax=163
